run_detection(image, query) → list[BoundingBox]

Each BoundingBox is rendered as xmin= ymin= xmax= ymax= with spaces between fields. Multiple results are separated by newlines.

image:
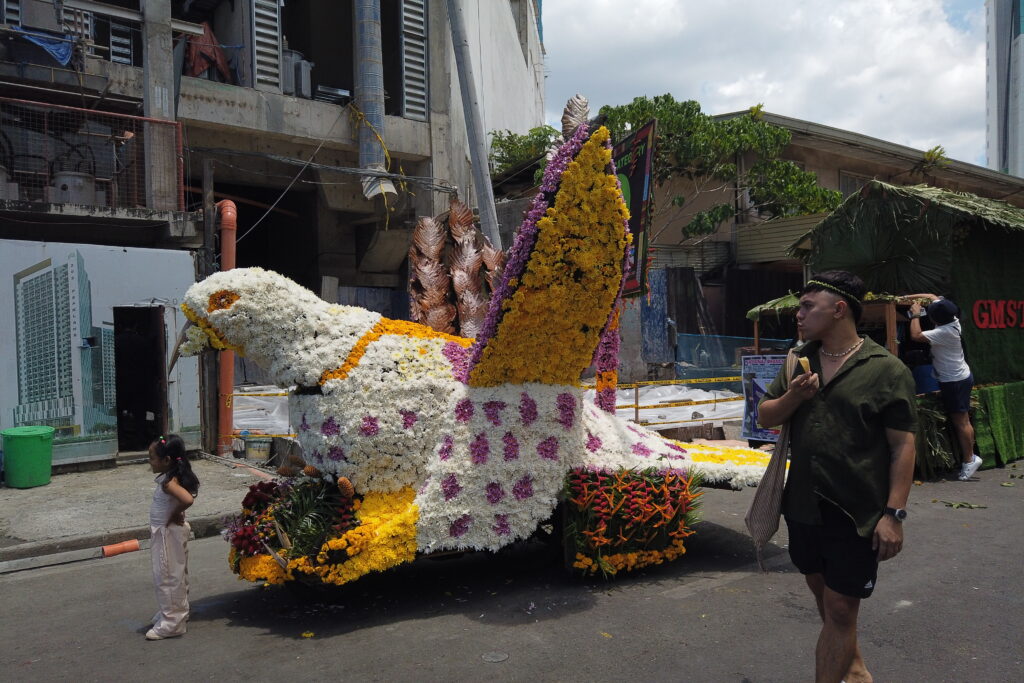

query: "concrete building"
xmin=0 ymin=0 xmax=545 ymax=459
xmin=987 ymin=0 xmax=1024 ymax=175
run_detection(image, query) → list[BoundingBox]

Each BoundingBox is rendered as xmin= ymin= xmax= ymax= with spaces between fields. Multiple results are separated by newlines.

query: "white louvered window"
xmin=3 ymin=0 xmax=20 ymax=24
xmin=401 ymin=0 xmax=427 ymax=121
xmin=107 ymin=20 xmax=134 ymax=64
xmin=252 ymin=0 xmax=282 ymax=91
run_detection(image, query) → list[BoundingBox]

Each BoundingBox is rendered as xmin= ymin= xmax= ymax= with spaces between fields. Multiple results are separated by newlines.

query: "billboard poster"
xmin=741 ymin=354 xmax=786 ymax=442
xmin=0 ymin=240 xmax=199 ymax=463
xmin=612 ymin=119 xmax=656 ymax=297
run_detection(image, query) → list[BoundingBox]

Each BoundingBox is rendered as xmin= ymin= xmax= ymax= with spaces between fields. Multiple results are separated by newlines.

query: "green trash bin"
xmin=1 ymin=426 xmax=55 ymax=488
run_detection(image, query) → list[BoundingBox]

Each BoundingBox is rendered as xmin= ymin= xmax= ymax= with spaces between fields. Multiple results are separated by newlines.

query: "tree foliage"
xmin=598 ymin=94 xmax=842 ymax=239
xmin=488 ymin=125 xmax=561 ymax=176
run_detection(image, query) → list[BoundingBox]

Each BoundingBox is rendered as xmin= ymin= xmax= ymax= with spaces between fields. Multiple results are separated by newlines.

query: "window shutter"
xmin=401 ymin=0 xmax=428 ymax=121
xmin=3 ymin=0 xmax=20 ymax=25
xmin=252 ymin=0 xmax=282 ymax=92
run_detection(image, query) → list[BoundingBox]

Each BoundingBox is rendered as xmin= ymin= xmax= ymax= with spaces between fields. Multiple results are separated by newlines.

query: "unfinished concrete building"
xmin=0 ymin=0 xmax=545 ymax=463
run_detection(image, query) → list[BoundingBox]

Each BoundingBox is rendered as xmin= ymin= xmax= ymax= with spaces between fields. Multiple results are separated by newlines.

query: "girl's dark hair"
xmin=803 ymin=270 xmax=867 ymax=323
xmin=152 ymin=434 xmax=199 ymax=496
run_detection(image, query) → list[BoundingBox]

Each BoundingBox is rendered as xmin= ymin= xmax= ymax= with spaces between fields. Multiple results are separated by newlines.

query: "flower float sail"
xmin=177 ymin=97 xmax=772 ymax=585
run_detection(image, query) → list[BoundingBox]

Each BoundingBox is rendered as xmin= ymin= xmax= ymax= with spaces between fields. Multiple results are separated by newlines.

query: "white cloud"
xmin=542 ymin=0 xmax=985 ymax=165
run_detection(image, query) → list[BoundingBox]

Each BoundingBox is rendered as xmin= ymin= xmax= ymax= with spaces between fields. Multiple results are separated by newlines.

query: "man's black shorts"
xmin=939 ymin=373 xmax=974 ymax=414
xmin=786 ymin=501 xmax=878 ymax=599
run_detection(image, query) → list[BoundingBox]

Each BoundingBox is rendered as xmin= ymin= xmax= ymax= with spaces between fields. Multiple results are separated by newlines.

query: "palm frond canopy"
xmin=788 ymin=181 xmax=1024 ymax=294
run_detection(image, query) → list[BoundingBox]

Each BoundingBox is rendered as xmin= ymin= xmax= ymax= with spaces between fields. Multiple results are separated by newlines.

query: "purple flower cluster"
xmin=512 ymin=475 xmax=534 ymax=500
xmin=463 ymin=124 xmax=591 ymax=378
xmin=455 ymin=399 xmax=474 ymax=423
xmin=596 ymin=387 xmax=617 ymax=414
xmin=320 ymin=416 xmax=340 ymax=437
xmin=438 ymin=434 xmax=454 ymax=461
xmin=492 ymin=514 xmax=511 ymax=536
xmin=443 ymin=342 xmax=470 ymax=383
xmin=327 ymin=446 xmax=346 ymax=462
xmin=485 ymin=482 xmax=506 ymax=505
xmin=537 ymin=436 xmax=559 ymax=461
xmin=502 ymin=432 xmax=519 ymax=461
xmin=441 ymin=473 xmax=462 ymax=501
xmin=631 ymin=442 xmax=652 ymax=457
xmin=590 ymin=134 xmax=633 ymax=413
xmin=449 ymin=514 xmax=472 ymax=538
xmin=400 ymin=409 xmax=418 ymax=430
xmin=585 ymin=432 xmax=603 ymax=453
xmin=470 ymin=433 xmax=490 ymax=464
xmin=483 ymin=401 xmax=507 ymax=426
xmin=519 ymin=392 xmax=538 ymax=425
xmin=359 ymin=415 xmax=380 ymax=437
xmin=556 ymin=392 xmax=576 ymax=430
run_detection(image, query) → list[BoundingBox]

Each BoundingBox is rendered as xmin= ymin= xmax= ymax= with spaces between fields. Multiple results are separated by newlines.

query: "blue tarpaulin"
xmin=12 ymin=26 xmax=74 ymax=66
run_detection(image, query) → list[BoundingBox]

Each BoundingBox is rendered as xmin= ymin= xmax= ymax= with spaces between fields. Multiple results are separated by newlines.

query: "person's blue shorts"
xmin=939 ymin=373 xmax=974 ymax=414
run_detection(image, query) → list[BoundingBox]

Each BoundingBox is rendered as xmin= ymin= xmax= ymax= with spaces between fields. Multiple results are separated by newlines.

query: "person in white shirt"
xmin=908 ymin=295 xmax=981 ymax=481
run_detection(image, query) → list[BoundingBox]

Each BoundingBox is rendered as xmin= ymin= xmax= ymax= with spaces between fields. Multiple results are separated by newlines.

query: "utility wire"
xmin=233 ymin=109 xmax=343 ymax=245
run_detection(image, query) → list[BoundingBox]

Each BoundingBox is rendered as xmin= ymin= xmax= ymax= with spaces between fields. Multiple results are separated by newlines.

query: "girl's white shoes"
xmin=145 ymin=627 xmax=184 ymax=640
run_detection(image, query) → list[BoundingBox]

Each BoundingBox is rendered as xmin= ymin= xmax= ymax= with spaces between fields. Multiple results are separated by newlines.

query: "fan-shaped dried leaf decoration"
xmin=412 ymin=217 xmax=446 ymax=260
xmin=424 ymin=304 xmax=457 ymax=334
xmin=407 ymin=246 xmax=423 ymax=323
xmin=409 ymin=215 xmax=453 ymax=333
xmin=449 ymin=199 xmax=487 ymax=337
xmin=448 ymin=199 xmax=477 ymax=241
xmin=481 ymin=237 xmax=506 ymax=293
xmin=561 ymin=94 xmax=590 ymax=140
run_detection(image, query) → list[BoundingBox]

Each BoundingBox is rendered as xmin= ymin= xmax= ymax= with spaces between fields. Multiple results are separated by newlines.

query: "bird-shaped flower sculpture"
xmin=179 ymin=118 xmax=770 ymax=585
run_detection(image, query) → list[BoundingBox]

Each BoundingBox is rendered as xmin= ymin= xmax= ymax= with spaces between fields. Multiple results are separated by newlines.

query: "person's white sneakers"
xmin=145 ymin=628 xmax=184 ymax=640
xmin=958 ymin=454 xmax=982 ymax=481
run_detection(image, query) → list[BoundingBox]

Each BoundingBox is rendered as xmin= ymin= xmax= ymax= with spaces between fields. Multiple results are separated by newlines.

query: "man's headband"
xmin=806 ymin=279 xmax=860 ymax=303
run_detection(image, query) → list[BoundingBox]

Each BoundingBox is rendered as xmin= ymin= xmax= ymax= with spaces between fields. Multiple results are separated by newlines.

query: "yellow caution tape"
xmin=616 ymin=396 xmax=745 ymax=410
xmin=583 ymin=376 xmax=742 ymax=389
xmin=230 ymin=392 xmax=289 ymax=397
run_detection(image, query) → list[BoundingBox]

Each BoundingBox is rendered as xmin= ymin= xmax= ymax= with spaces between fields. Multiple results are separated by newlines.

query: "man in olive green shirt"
xmin=759 ymin=271 xmax=917 ymax=683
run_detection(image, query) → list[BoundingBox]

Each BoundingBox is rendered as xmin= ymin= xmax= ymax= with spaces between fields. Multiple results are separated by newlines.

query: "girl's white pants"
xmin=150 ymin=522 xmax=190 ymax=636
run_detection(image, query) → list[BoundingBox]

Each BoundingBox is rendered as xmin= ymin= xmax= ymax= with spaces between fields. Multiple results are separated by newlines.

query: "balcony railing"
xmin=0 ymin=96 xmax=184 ymax=211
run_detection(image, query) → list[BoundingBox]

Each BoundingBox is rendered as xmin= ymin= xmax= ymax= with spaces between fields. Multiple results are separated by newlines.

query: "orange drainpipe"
xmin=217 ymin=200 xmax=238 ymax=456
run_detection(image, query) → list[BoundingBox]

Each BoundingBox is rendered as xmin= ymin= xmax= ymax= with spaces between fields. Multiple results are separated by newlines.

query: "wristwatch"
xmin=906 ymin=311 xmax=925 ymax=320
xmin=884 ymin=507 xmax=908 ymax=522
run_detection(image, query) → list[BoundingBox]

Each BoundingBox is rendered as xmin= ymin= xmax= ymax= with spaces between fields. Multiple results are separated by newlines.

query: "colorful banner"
xmin=612 ymin=120 xmax=656 ymax=296
xmin=741 ymin=355 xmax=786 ymax=442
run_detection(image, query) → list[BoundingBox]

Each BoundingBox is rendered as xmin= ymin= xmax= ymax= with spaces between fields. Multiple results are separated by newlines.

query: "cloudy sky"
xmin=542 ymin=0 xmax=986 ymax=166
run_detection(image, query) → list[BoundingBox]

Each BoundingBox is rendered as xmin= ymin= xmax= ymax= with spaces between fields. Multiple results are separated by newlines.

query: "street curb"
xmin=0 ymin=512 xmax=230 ymax=566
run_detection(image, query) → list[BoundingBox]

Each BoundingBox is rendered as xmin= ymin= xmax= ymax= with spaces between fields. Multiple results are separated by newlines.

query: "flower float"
xmin=182 ymin=102 xmax=771 ymax=587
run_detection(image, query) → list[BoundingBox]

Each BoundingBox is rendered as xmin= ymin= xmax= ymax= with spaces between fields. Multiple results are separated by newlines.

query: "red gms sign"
xmin=973 ymin=300 xmax=1024 ymax=328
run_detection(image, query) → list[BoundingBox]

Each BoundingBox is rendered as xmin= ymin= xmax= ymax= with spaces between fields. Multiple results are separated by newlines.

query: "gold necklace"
xmin=820 ymin=338 xmax=863 ymax=358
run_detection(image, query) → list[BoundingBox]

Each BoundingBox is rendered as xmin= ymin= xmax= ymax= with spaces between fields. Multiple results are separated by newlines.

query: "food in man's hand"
xmin=798 ymin=357 xmax=811 ymax=374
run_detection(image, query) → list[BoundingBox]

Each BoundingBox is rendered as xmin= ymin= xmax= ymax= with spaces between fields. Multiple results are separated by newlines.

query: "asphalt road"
xmin=0 ymin=474 xmax=1020 ymax=682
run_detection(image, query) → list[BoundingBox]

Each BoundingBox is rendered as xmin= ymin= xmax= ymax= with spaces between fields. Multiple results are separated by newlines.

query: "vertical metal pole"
xmin=445 ymin=0 xmax=501 ymax=249
xmin=634 ymin=386 xmax=640 ymax=424
xmin=200 ymin=160 xmax=218 ymax=453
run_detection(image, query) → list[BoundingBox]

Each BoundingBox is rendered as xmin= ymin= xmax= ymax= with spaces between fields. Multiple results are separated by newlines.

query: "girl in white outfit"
xmin=146 ymin=434 xmax=199 ymax=640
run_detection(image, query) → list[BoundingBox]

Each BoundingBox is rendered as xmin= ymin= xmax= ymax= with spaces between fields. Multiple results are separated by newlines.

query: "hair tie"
xmin=807 ymin=279 xmax=859 ymax=302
